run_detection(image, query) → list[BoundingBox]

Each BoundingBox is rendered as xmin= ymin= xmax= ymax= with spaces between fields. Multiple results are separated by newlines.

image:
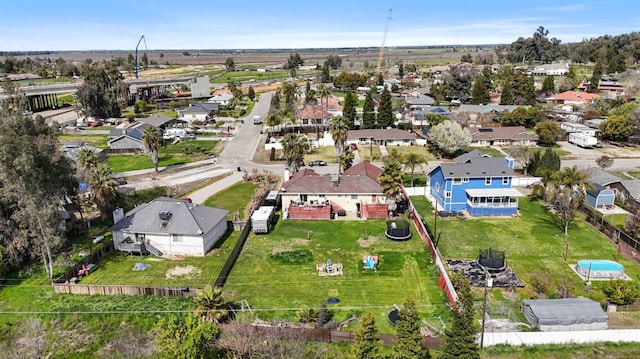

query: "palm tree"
xmin=317 ymin=84 xmax=331 ymax=112
xmin=281 ymin=133 xmax=308 ymax=173
xmin=142 ymin=126 xmax=162 ymax=172
xmin=88 ymin=162 xmax=119 ymax=219
xmin=402 ymin=153 xmax=426 ymax=187
xmin=329 ymin=115 xmax=349 ymax=174
xmin=194 ymin=285 xmax=229 ymax=323
xmin=75 ymin=147 xmax=97 ymax=179
xmin=378 ymin=159 xmax=404 ymax=212
xmin=266 ymin=113 xmax=281 ymax=134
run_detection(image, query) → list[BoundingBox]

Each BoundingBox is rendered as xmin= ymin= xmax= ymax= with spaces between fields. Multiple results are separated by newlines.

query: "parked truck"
xmin=568 ymin=133 xmax=598 ymax=148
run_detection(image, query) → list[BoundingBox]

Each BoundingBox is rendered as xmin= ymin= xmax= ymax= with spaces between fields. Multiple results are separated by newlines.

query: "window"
xmin=300 ymin=194 xmax=308 ymax=202
xmin=445 ymin=191 xmax=452 ymax=198
xmin=485 ymin=178 xmax=492 ymax=185
xmin=503 ymin=177 xmax=509 ymax=185
xmin=173 ymin=235 xmax=183 ymax=242
xmin=453 ymin=178 xmax=462 ymax=184
xmin=435 ymin=183 xmax=440 ymax=192
xmin=135 ymin=233 xmax=145 ymax=242
xmin=462 ymin=177 xmax=469 ymax=183
xmin=351 ymin=195 xmax=358 ymax=200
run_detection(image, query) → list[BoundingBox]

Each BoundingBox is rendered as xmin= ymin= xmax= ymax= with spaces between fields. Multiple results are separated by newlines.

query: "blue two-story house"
xmin=429 ymin=150 xmax=523 ymax=217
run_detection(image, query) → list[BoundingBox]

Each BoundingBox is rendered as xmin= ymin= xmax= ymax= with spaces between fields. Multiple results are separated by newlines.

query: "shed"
xmin=586 ymin=183 xmax=615 ymax=209
xmin=521 ymin=297 xmax=608 ymax=331
xmin=251 ymin=206 xmax=275 ymax=234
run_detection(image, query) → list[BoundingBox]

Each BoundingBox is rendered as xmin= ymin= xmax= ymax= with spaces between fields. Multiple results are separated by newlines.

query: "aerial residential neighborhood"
xmin=2 ymin=1 xmax=640 ymax=358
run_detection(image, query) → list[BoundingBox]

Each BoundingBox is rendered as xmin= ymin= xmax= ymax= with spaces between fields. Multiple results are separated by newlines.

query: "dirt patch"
xmin=607 ymin=311 xmax=640 ymax=329
xmin=165 ymin=265 xmax=201 ymax=279
xmin=357 ymin=236 xmax=381 ymax=247
xmin=291 ymin=238 xmax=311 ymax=246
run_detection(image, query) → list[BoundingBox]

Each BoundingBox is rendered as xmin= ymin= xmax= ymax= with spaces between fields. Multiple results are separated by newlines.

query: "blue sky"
xmin=1 ymin=0 xmax=638 ymax=51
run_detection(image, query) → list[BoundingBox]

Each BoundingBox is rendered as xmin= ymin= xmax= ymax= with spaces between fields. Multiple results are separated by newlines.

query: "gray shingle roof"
xmin=435 ymin=157 xmax=515 ymax=178
xmin=458 ymin=104 xmax=525 ymax=114
xmin=110 ymin=197 xmax=229 ymax=236
xmin=454 ymin=149 xmax=491 ymax=163
xmin=583 ymin=167 xmax=622 ymax=186
xmin=620 ymin=180 xmax=640 ymax=200
xmin=347 ymin=129 xmax=417 ymax=141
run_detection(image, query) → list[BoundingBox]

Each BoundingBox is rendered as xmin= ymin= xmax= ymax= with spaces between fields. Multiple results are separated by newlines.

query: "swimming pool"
xmin=576 ymin=260 xmax=625 ymax=279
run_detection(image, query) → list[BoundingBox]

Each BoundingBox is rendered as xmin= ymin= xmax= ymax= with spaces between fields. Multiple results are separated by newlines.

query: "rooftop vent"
xmin=331 ymin=173 xmax=340 ymax=186
xmin=159 ymin=210 xmax=172 ymax=221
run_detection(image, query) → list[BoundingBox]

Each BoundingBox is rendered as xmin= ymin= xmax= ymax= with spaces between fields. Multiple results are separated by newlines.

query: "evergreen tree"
xmin=542 ymin=76 xmax=555 ymax=92
xmin=247 ymin=86 xmax=255 ymax=101
xmin=342 ymin=91 xmax=357 ymax=129
xmin=377 ymin=86 xmax=393 ymax=128
xmin=499 ymin=80 xmax=514 ymax=105
xmin=470 ymin=74 xmax=490 ymax=105
xmin=393 ymin=300 xmax=430 ymax=359
xmin=398 ymin=64 xmax=404 ymax=78
xmin=589 ymin=59 xmax=603 ymax=93
xmin=355 ymin=312 xmax=382 ymax=359
xmin=362 ymin=90 xmax=376 ymax=129
xmin=440 ymin=275 xmax=479 ymax=359
xmin=155 ymin=314 xmax=221 ymax=359
xmin=321 ymin=61 xmax=331 ymax=83
xmin=270 ymin=91 xmax=281 ymax=112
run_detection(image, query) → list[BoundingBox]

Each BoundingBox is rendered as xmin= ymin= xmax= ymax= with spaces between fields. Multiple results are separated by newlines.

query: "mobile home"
xmin=251 ymin=206 xmax=275 ymax=234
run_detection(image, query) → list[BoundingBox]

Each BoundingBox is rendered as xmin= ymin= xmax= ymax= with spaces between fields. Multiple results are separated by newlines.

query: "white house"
xmin=177 ymin=102 xmax=219 ymax=123
xmin=559 ymin=122 xmax=597 ymax=137
xmin=208 ymin=93 xmax=234 ymax=107
xmin=110 ymin=197 xmax=229 ymax=257
xmin=532 ymin=63 xmax=570 ymax=76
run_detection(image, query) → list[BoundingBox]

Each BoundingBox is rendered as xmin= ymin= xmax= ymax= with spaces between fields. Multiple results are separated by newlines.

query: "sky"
xmin=1 ymin=0 xmax=639 ymax=51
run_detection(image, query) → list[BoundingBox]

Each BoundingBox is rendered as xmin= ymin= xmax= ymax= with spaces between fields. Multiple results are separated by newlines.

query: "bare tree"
xmin=549 ymin=187 xmax=580 ymax=236
xmin=513 ymin=146 xmax=533 ymax=175
xmin=0 ymin=318 xmax=48 ymax=359
xmin=217 ymin=325 xmax=328 ymax=359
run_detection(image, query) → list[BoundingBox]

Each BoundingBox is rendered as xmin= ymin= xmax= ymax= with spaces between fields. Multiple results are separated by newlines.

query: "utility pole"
xmin=480 ymin=272 xmax=493 ymax=349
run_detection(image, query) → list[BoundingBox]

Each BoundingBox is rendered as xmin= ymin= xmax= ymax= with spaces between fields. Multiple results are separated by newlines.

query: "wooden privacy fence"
xmin=52 ymin=283 xmax=198 ymax=297
xmin=582 ymin=204 xmax=640 ymax=253
xmin=55 ymin=242 xmax=115 ymax=283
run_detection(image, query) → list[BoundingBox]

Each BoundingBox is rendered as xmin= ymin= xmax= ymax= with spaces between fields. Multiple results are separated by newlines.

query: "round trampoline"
xmin=387 ymin=308 xmax=400 ymax=326
xmin=477 ymin=248 xmax=506 ymax=272
xmin=385 ymin=220 xmax=412 ymax=241
xmin=576 ymin=260 xmax=625 ymax=279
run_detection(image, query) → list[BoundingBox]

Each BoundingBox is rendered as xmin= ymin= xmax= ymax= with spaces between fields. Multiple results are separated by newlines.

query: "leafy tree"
xmin=224 ymin=57 xmax=235 ymax=71
xmin=426 ymin=114 xmax=448 ymax=127
xmin=445 ymin=63 xmax=475 ymax=103
xmin=529 ymin=147 xmax=560 ymax=180
xmin=362 ymin=90 xmax=376 ymax=129
xmin=501 ymin=106 xmax=544 ymax=128
xmin=329 ymin=116 xmax=349 ymax=174
xmin=154 ymin=314 xmax=221 ymax=359
xmin=134 ymin=99 xmax=147 ymax=114
xmin=355 ymin=312 xmax=382 ymax=359
xmin=440 ymin=274 xmax=479 ymax=359
xmin=326 ymin=54 xmax=342 ymax=69
xmin=403 ymin=153 xmax=425 ymax=187
xmin=596 ymin=155 xmax=614 ymax=170
xmin=376 ymin=73 xmax=384 ymax=86
xmin=195 ymin=285 xmax=229 ymax=323
xmin=284 ymin=52 xmax=303 ymax=69
xmin=88 ymin=162 xmax=119 ymax=219
xmin=600 ymin=117 xmax=633 ymax=141
xmin=589 ymin=59 xmax=603 ymax=93
xmin=247 ymin=86 xmax=255 ymax=101
xmin=342 ymin=91 xmax=357 ymax=129
xmin=333 ymin=72 xmax=368 ymax=90
xmin=377 ymin=86 xmax=393 ymax=128
xmin=512 ymin=146 xmax=533 ymax=176
xmin=0 ymin=113 xmax=76 ymax=278
xmin=549 ymin=186 xmax=580 ymax=235
xmin=76 ymin=63 xmax=126 ymax=119
xmin=542 ymin=75 xmax=555 ymax=92
xmin=428 ymin=120 xmax=472 ymax=156
xmin=604 ymin=280 xmax=640 ymax=306
xmin=142 ymin=126 xmax=162 ymax=172
xmin=535 ymin=121 xmax=563 ymax=146
xmin=393 ymin=300 xmax=430 ymax=359
xmin=281 ymin=133 xmax=308 ymax=173
xmin=270 ymin=90 xmax=281 ymax=112
xmin=625 ymin=212 xmax=640 ymax=239
xmin=321 ymin=61 xmax=331 ymax=83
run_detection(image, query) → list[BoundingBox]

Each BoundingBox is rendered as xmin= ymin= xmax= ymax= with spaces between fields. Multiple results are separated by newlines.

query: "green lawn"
xmin=59 ymin=133 xmax=110 ymax=149
xmin=223 ymin=219 xmax=448 ymax=331
xmin=203 ymin=182 xmax=259 ymax=220
xmin=78 ymin=230 xmax=240 ymax=287
xmin=410 ymin=196 xmax=640 ymax=301
xmin=107 ymin=140 xmax=217 ymax=172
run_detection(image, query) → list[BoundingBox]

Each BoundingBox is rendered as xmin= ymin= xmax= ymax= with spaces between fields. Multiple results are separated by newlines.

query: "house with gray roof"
xmin=177 ymin=102 xmax=219 ymax=123
xmin=138 ymin=113 xmax=182 ymax=129
xmin=429 ymin=151 xmax=523 ymax=217
xmin=584 ymin=167 xmax=640 ymax=212
xmin=346 ymin=128 xmax=422 ymax=147
xmin=281 ymin=162 xmax=388 ymax=220
xmin=457 ymin=104 xmax=524 ymax=114
xmin=468 ymin=126 xmax=539 ymax=147
xmin=110 ymin=197 xmax=229 ymax=257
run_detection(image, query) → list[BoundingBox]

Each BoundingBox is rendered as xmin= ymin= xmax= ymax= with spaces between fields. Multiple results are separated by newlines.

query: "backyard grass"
xmin=107 ymin=140 xmax=216 ymax=172
xmin=79 ymin=230 xmax=240 ymax=287
xmin=410 ymin=195 xmax=640 ymax=302
xmin=59 ymin=133 xmax=110 ymax=149
xmin=604 ymin=213 xmax=629 ymax=230
xmin=203 ymin=182 xmax=259 ymax=220
xmin=223 ymin=219 xmax=448 ymax=332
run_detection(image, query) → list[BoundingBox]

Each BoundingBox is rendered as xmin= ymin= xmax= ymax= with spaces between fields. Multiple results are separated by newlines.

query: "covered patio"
xmin=465 ymin=188 xmax=524 ymax=217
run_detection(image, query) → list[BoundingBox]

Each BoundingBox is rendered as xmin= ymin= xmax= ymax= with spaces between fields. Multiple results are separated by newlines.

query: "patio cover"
xmin=465 ymin=188 xmax=524 ymax=197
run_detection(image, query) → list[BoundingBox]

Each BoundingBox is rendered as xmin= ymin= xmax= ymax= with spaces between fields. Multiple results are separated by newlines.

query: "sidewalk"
xmin=188 ymin=171 xmax=244 ymax=204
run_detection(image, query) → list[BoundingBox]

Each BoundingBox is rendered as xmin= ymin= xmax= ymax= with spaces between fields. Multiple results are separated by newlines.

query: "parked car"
xmin=594 ymin=143 xmax=603 ymax=148
xmin=308 ymin=160 xmax=327 ymax=167
xmin=88 ymin=121 xmax=103 ymax=127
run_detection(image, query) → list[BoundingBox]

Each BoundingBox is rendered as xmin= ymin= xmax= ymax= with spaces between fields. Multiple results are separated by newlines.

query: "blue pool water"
xmin=577 ymin=260 xmax=623 ymax=271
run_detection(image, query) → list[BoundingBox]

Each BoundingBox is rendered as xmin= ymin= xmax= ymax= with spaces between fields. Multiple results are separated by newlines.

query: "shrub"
xmin=269 ymin=249 xmax=313 ymax=264
xmin=604 ymin=280 xmax=640 ymax=306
